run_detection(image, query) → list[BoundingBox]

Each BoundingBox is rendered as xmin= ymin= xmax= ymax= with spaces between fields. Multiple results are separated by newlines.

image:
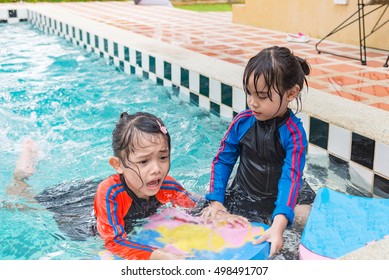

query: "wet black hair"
xmin=111 ymin=112 xmax=171 ymax=168
xmin=243 ymin=46 xmax=311 ymax=113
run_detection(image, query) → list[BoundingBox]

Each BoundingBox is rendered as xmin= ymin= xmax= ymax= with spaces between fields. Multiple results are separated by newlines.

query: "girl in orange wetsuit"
xmin=93 ymin=112 xmax=198 ymax=260
xmin=8 ymin=112 xmax=199 ymax=260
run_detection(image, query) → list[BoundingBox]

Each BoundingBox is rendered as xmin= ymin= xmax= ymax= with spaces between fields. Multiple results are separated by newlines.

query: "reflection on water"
xmin=305 ymin=153 xmax=372 ymax=197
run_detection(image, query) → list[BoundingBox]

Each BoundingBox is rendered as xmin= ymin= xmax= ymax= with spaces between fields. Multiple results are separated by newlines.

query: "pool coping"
xmin=1 ymin=3 xmax=388 ymax=196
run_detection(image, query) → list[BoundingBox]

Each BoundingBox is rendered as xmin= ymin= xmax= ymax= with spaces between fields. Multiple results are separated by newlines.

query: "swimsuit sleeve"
xmin=272 ymin=117 xmax=308 ymax=225
xmin=94 ymin=176 xmax=156 ymax=260
xmin=158 ymin=176 xmax=198 ymax=208
xmin=205 ymin=111 xmax=253 ymax=203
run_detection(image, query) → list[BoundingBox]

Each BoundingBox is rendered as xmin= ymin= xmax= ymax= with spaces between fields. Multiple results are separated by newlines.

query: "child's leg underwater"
xmin=7 ymin=139 xmax=39 ymax=202
xmin=293 ymin=204 xmax=312 ymax=228
xmin=292 ymin=180 xmax=316 ymax=229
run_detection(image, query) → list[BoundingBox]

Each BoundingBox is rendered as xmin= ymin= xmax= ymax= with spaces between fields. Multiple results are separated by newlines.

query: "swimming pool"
xmin=21 ymin=3 xmax=388 ymax=199
xmin=0 ymin=23 xmax=372 ymax=260
xmin=0 ymin=23 xmax=230 ymax=260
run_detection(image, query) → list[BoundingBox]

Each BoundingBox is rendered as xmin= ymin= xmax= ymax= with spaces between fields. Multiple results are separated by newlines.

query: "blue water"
xmin=0 ymin=23 xmax=230 ymax=260
xmin=0 ymin=23 xmax=370 ymax=260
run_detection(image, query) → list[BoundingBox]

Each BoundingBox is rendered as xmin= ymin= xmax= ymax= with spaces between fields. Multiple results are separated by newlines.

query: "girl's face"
xmin=118 ymin=134 xmax=170 ymax=200
xmin=246 ymin=74 xmax=290 ymax=121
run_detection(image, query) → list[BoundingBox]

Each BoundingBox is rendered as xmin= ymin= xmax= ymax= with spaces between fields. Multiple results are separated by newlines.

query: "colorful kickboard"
xmin=299 ymin=187 xmax=389 ymax=259
xmin=98 ymin=208 xmax=270 ymax=260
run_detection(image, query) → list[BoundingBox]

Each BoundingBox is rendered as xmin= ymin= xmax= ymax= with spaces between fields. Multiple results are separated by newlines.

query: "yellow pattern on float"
xmin=156 ymin=224 xmax=226 ymax=253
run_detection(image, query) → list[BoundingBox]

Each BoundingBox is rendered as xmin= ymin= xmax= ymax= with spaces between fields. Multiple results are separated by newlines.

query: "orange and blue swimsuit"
xmin=94 ymin=173 xmax=197 ymax=260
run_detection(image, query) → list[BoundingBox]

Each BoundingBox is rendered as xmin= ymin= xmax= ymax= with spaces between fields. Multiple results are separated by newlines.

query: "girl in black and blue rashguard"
xmin=202 ymin=46 xmax=316 ymax=257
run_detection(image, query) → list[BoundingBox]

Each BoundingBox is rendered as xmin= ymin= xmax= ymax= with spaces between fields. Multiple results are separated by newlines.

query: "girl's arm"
xmin=205 ymin=111 xmax=253 ymax=204
xmin=94 ymin=179 xmax=156 ymax=260
xmin=203 ymin=111 xmax=255 ymax=223
xmin=272 ymin=117 xmax=308 ymax=226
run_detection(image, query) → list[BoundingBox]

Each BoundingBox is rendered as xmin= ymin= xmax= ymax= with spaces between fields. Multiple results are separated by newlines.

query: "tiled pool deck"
xmin=1 ymin=1 xmax=388 ymax=260
xmin=2 ymin=2 xmax=388 ymax=111
xmin=1 ymin=1 xmax=388 ymax=190
xmin=33 ymin=1 xmax=389 ymax=112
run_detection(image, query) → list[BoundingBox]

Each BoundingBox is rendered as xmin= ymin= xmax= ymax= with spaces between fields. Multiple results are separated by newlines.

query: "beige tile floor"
xmin=44 ymin=1 xmax=389 ymax=112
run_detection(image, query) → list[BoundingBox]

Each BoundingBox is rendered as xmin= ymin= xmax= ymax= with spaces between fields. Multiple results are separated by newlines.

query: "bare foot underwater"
xmin=6 ymin=139 xmax=39 ymax=202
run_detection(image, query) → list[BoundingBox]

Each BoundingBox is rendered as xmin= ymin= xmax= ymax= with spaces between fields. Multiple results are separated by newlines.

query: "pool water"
xmin=0 ymin=23 xmax=369 ymax=260
xmin=0 ymin=23 xmax=230 ymax=260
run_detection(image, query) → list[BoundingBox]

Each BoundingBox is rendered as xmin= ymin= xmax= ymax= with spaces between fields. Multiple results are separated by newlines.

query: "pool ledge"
xmin=24 ymin=3 xmax=389 ymax=145
xmin=2 ymin=3 xmax=388 ymax=194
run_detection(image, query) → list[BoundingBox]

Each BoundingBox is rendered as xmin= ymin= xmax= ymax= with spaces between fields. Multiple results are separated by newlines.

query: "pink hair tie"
xmin=157 ymin=120 xmax=168 ymax=134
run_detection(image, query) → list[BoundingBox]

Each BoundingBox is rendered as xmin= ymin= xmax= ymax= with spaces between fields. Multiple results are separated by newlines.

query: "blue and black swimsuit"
xmin=206 ymin=109 xmax=315 ymax=225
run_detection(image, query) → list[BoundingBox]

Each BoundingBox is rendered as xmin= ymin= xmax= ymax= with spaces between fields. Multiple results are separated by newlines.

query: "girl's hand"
xmin=214 ymin=211 xmax=250 ymax=228
xmin=200 ymin=201 xmax=226 ymax=221
xmin=252 ymin=214 xmax=288 ymax=257
xmin=252 ymin=226 xmax=284 ymax=257
xmin=200 ymin=201 xmax=250 ymax=228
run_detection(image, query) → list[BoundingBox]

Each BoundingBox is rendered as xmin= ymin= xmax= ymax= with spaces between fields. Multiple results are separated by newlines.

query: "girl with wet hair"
xmin=201 ymin=46 xmax=316 ymax=258
xmin=111 ymin=112 xmax=171 ymax=178
xmin=94 ymin=112 xmax=198 ymax=260
xmin=242 ymin=45 xmax=310 ymax=114
xmin=8 ymin=112 xmax=198 ymax=260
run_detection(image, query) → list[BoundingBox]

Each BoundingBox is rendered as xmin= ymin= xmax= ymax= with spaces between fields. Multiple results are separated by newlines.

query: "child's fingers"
xmin=252 ymin=233 xmax=266 ymax=245
xmin=269 ymin=245 xmax=277 ymax=257
xmin=227 ymin=215 xmax=250 ymax=228
xmin=269 ymin=242 xmax=283 ymax=258
xmin=199 ymin=207 xmax=212 ymax=219
xmin=235 ymin=215 xmax=250 ymax=227
xmin=200 ymin=207 xmax=219 ymax=224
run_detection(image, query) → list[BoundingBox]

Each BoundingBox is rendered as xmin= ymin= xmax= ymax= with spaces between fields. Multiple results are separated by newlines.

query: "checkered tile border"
xmin=0 ymin=9 xmax=28 ymax=23
xmin=2 ymin=9 xmax=388 ymax=197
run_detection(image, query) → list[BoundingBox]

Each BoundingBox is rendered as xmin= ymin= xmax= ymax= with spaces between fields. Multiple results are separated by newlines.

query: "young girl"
xmin=201 ymin=46 xmax=316 ymax=257
xmin=94 ymin=112 xmax=198 ymax=260
xmin=7 ymin=112 xmax=198 ymax=260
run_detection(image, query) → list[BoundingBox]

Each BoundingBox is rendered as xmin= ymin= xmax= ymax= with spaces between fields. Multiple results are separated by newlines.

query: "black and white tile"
xmin=0 ymin=9 xmax=27 ymax=24
xmin=5 ymin=9 xmax=389 ymax=197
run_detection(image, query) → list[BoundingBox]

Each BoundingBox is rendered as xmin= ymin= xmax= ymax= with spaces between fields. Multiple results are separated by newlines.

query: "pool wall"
xmin=0 ymin=6 xmax=27 ymax=24
xmin=1 ymin=4 xmax=388 ymax=198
